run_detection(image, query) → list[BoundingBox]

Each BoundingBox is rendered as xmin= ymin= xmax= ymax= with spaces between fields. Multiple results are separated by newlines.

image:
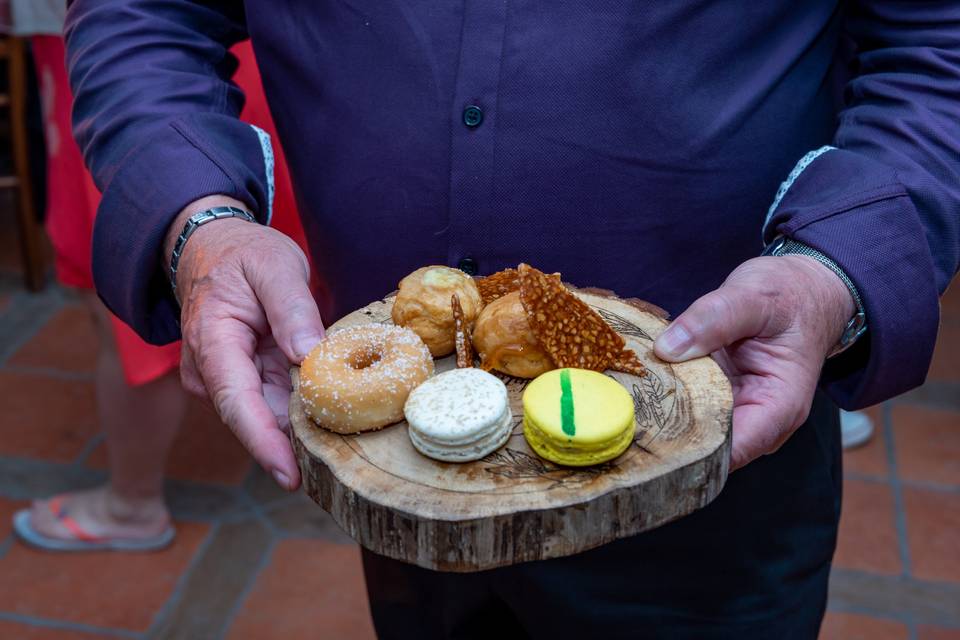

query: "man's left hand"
xmin=653 ymin=255 xmax=855 ymax=471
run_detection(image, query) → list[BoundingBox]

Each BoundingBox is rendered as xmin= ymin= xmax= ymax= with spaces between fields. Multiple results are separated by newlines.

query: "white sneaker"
xmin=840 ymin=410 xmax=874 ymax=449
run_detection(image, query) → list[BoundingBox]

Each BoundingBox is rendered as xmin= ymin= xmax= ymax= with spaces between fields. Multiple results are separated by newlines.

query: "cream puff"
xmin=392 ymin=266 xmax=483 ymax=357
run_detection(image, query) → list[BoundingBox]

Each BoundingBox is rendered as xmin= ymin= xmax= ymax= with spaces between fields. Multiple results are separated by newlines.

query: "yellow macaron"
xmin=522 ymin=368 xmax=636 ymax=467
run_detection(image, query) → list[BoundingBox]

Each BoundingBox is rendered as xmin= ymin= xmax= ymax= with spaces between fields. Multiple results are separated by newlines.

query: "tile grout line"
xmin=0 ymin=286 xmax=66 ymax=365
xmin=236 ymin=485 xmax=283 ymax=537
xmin=843 ymin=472 xmax=960 ymax=495
xmin=145 ymin=510 xmax=275 ymax=639
xmin=900 ymin=478 xmax=960 ymax=495
xmin=882 ymin=402 xmax=913 ymax=577
xmin=0 ymin=610 xmax=142 ymax=639
xmin=146 ymin=522 xmax=222 ymax=639
xmin=843 ymin=471 xmax=890 ymax=485
xmin=70 ymin=432 xmax=106 ymax=469
xmin=256 ymin=493 xmax=305 ymax=514
xmin=238 ymin=478 xmax=356 ymax=543
xmin=828 ymin=568 xmax=960 ymax=628
xmin=892 ymin=384 xmax=960 ymax=413
xmin=214 ymin=536 xmax=279 ymax=640
xmin=826 ymin=600 xmax=918 ymax=628
xmin=0 ymin=363 xmax=95 ymax=382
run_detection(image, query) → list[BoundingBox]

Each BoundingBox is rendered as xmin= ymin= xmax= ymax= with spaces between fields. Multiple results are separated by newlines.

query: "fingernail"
xmin=657 ymin=324 xmax=693 ymax=358
xmin=292 ymin=332 xmax=323 ymax=361
xmin=272 ymin=469 xmax=291 ymax=489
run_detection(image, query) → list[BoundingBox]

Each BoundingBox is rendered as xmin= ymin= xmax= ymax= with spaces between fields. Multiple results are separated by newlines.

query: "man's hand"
xmin=653 ymin=255 xmax=854 ymax=471
xmin=164 ymin=196 xmax=325 ymax=490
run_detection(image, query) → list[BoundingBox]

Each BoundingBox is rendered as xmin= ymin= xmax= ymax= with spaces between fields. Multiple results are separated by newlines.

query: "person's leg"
xmin=362 ymin=550 xmax=529 ymax=640
xmin=28 ymin=293 xmax=187 ymax=541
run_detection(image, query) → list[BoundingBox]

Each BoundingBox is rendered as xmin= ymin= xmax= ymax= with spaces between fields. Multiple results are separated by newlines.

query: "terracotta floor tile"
xmin=843 ymin=405 xmax=888 ymax=478
xmin=227 ymin=541 xmax=375 ymax=640
xmin=0 ymin=620 xmax=109 ymax=639
xmin=160 ymin=400 xmax=252 ymax=485
xmin=919 ymin=626 xmax=960 ymax=640
xmin=834 ymin=479 xmax=901 ymax=575
xmin=0 ymin=521 xmax=209 ymax=631
xmin=903 ymin=487 xmax=960 ymax=584
xmin=928 ymin=324 xmax=960 ymax=381
xmin=85 ymin=398 xmax=252 ymax=485
xmin=0 ymin=371 xmax=98 ymax=462
xmin=0 ymin=497 xmax=28 ymax=540
xmin=8 ymin=305 xmax=98 ymax=374
xmin=819 ymin=612 xmax=908 ymax=640
xmin=892 ymin=406 xmax=960 ymax=487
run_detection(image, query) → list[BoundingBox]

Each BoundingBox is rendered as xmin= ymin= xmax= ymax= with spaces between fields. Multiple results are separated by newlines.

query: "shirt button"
xmin=462 ymin=105 xmax=483 ymax=128
xmin=458 ymin=257 xmax=478 ymax=276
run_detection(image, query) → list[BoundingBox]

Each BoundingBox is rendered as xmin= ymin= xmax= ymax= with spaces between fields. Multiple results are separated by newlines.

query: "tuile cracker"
xmin=477 ymin=268 xmax=521 ymax=305
xmin=611 ymin=349 xmax=647 ymax=377
xmin=452 ymin=294 xmax=475 ymax=368
xmin=518 ymin=263 xmax=644 ymax=376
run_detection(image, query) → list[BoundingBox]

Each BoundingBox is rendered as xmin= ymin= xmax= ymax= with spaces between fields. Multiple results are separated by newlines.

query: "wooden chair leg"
xmin=8 ymin=37 xmax=46 ymax=291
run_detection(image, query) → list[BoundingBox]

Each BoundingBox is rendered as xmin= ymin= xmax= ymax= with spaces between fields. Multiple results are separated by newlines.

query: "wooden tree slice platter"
xmin=289 ymin=289 xmax=732 ymax=572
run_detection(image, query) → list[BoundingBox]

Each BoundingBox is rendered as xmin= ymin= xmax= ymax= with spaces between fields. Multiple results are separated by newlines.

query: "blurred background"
xmin=0 ymin=5 xmax=957 ymax=640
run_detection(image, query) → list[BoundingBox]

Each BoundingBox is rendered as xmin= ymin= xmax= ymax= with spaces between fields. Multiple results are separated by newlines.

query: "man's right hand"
xmin=163 ymin=196 xmax=325 ymax=490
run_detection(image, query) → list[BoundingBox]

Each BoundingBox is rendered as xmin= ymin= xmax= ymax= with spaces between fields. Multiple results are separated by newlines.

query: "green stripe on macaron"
xmin=560 ymin=368 xmax=576 ymax=436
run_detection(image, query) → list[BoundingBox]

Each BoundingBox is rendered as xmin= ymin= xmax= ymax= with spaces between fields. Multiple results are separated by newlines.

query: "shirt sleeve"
xmin=762 ymin=1 xmax=960 ymax=409
xmin=65 ymin=0 xmax=273 ymax=344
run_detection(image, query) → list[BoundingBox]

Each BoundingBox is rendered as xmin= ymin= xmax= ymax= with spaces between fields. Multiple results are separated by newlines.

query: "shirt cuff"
xmin=92 ymin=113 xmax=272 ymax=345
xmin=762 ymin=147 xmax=939 ymax=408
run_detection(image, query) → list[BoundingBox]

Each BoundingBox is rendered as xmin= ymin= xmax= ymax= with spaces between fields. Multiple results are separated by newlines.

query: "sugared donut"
xmin=391 ymin=266 xmax=484 ymax=357
xmin=300 ymin=324 xmax=434 ymax=434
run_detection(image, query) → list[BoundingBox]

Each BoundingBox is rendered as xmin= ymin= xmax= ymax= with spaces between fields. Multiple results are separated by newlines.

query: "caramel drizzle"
xmin=479 ymin=343 xmax=535 ymax=373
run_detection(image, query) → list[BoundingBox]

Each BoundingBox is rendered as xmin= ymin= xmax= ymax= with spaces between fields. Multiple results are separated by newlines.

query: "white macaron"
xmin=404 ymin=368 xmax=512 ymax=463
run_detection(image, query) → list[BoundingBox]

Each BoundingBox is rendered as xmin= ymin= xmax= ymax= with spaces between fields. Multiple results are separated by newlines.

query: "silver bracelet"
xmin=763 ymin=236 xmax=867 ymax=357
xmin=169 ymin=206 xmax=257 ymax=301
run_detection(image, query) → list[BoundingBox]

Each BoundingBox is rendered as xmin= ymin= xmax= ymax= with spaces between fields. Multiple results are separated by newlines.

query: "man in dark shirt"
xmin=62 ymin=1 xmax=958 ymax=637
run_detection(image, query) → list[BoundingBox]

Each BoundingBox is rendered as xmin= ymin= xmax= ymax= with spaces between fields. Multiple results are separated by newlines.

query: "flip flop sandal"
xmin=12 ymin=496 xmax=176 ymax=552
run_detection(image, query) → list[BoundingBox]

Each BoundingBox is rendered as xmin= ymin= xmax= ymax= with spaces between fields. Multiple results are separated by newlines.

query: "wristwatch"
xmin=763 ymin=236 xmax=867 ymax=357
xmin=169 ymin=206 xmax=257 ymax=303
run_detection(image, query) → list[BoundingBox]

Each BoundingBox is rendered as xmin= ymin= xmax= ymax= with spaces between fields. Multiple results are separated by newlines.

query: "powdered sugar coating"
xmin=300 ymin=323 xmax=434 ymax=433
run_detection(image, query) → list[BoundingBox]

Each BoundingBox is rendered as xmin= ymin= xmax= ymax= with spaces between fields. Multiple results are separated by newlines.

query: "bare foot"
xmin=28 ymin=485 xmax=171 ymax=542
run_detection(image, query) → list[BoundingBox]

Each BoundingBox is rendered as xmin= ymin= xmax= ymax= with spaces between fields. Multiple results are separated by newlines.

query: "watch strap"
xmin=763 ymin=236 xmax=867 ymax=357
xmin=169 ymin=206 xmax=257 ymax=302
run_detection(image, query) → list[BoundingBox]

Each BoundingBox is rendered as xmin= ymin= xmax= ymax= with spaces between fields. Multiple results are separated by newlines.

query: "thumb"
xmin=247 ymin=242 xmax=325 ymax=363
xmin=654 ymin=286 xmax=772 ymax=362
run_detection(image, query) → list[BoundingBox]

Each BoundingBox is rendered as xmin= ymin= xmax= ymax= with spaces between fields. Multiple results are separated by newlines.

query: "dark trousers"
xmin=363 ymin=391 xmax=842 ymax=640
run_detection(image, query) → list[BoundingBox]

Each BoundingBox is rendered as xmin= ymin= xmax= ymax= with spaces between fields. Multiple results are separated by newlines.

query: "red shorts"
xmin=32 ymin=36 xmax=307 ymax=386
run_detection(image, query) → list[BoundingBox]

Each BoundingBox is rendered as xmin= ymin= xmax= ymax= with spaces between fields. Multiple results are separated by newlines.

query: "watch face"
xmin=834 ymin=312 xmax=867 ymax=357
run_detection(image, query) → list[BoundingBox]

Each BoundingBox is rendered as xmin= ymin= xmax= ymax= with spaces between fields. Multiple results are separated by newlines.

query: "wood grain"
xmin=290 ymin=289 xmax=732 ymax=571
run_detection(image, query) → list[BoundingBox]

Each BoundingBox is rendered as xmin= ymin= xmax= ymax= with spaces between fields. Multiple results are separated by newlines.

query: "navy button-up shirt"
xmin=65 ymin=1 xmax=959 ymax=409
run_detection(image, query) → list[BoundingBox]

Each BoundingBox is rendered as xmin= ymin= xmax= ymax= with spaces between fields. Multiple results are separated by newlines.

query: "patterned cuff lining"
xmin=761 ymin=145 xmax=836 ymax=244
xmin=760 ymin=145 xmax=869 ymax=337
xmin=250 ymin=124 xmax=276 ymax=226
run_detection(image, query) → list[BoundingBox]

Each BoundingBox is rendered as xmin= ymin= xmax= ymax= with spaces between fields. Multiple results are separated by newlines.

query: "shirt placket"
xmin=447 ymin=0 xmax=509 ymax=277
